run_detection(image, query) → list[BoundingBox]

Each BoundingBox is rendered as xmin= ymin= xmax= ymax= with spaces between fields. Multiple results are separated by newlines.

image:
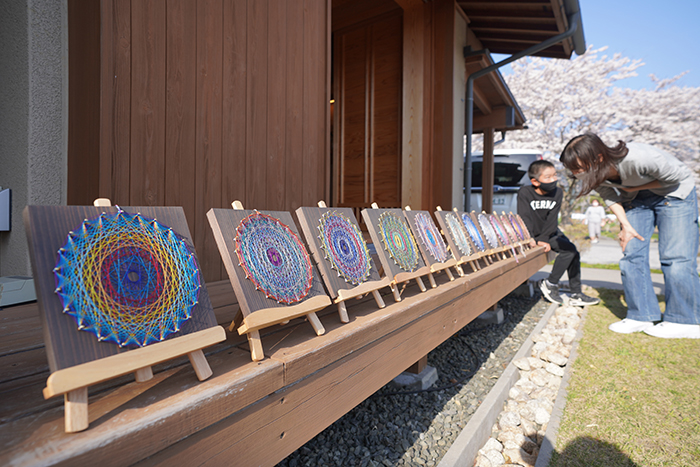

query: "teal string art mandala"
xmin=53 ymin=207 xmax=201 ymax=348
xmin=445 ymin=213 xmax=472 ymax=257
xmin=378 ymin=212 xmax=419 ymax=272
xmin=317 ymin=211 xmax=372 ymax=285
xmin=489 ymin=214 xmax=510 ymax=245
xmin=414 ymin=213 xmax=448 ymax=262
xmin=478 ymin=213 xmax=500 ymax=249
xmin=460 ymin=214 xmax=485 ymax=252
xmin=235 ymin=211 xmax=313 ymax=304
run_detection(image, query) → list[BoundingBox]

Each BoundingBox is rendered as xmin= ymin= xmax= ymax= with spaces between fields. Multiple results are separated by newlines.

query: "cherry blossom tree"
xmin=473 ymin=46 xmax=700 ymax=222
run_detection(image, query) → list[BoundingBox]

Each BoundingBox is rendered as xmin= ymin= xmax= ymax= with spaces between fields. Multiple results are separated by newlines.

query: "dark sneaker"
xmin=569 ymin=293 xmax=600 ymax=307
xmin=539 ymin=279 xmax=563 ymax=304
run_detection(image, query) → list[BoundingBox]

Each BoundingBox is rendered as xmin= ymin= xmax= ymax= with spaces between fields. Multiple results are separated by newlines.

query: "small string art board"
xmin=23 ymin=205 xmax=226 ymax=433
xmin=361 ymin=205 xmax=431 ymax=302
xmin=207 ymin=203 xmax=331 ymax=361
xmin=515 ymin=213 xmax=535 ymax=246
xmin=460 ymin=210 xmax=507 ymax=262
xmin=498 ymin=212 xmax=528 ymax=256
xmin=402 ymin=207 xmax=456 ymax=287
xmin=296 ymin=203 xmax=390 ymax=323
xmin=488 ymin=212 xmax=519 ymax=260
xmin=433 ymin=207 xmax=481 ymax=274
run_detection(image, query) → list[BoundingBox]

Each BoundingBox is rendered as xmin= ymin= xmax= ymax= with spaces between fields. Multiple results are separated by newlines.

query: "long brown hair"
xmin=560 ymin=133 xmax=629 ymax=196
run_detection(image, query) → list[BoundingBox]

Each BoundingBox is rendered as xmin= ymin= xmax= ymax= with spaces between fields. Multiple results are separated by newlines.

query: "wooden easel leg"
xmin=64 ymin=387 xmax=89 ymax=433
xmin=306 ymin=312 xmax=326 ymax=336
xmin=445 ymin=268 xmax=455 ymax=281
xmin=337 ymin=301 xmax=350 ymax=323
xmin=188 ymin=349 xmax=213 ymax=381
xmin=390 ymin=284 xmax=402 ymax=302
xmin=455 ymin=265 xmax=465 ymax=277
xmin=470 ymin=261 xmax=478 ymax=272
xmin=229 ymin=309 xmax=244 ymax=332
xmin=427 ymin=273 xmax=437 ymax=288
xmin=371 ymin=289 xmax=386 ymax=308
xmin=134 ymin=366 xmax=154 ymax=382
xmin=415 ymin=276 xmax=427 ymax=292
xmin=248 ymin=330 xmax=265 ymax=362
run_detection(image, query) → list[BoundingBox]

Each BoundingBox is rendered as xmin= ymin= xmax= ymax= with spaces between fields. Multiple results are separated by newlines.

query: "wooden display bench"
xmin=0 ymin=246 xmax=548 ymax=467
xmin=296 ymin=201 xmax=391 ymax=323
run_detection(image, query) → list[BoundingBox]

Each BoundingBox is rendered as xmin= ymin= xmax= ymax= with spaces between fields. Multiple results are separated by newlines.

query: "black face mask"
xmin=538 ymin=180 xmax=557 ymax=193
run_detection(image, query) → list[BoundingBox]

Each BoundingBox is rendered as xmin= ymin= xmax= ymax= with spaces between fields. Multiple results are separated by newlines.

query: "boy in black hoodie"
xmin=517 ymin=160 xmax=599 ymax=306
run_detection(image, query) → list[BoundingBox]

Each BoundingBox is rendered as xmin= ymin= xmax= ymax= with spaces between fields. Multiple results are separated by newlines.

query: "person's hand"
xmin=529 ymin=238 xmax=537 ymax=248
xmin=537 ymin=241 xmax=551 ymax=253
xmin=618 ymin=224 xmax=644 ymax=252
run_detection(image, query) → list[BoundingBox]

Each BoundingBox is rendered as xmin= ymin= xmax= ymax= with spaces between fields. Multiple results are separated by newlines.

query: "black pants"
xmin=547 ymin=233 xmax=581 ymax=293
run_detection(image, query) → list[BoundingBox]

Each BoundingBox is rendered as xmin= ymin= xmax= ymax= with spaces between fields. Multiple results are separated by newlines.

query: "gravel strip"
xmin=277 ymin=290 xmax=551 ymax=467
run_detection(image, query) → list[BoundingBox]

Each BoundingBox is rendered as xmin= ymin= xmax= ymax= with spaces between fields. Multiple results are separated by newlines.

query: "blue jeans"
xmin=620 ymin=189 xmax=700 ymax=324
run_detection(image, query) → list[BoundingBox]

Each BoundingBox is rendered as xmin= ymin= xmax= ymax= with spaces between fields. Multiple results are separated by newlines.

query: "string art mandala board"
xmin=206 ymin=208 xmax=330 ymax=339
xmin=295 ymin=207 xmax=388 ymax=300
xmin=23 ymin=205 xmax=220 ymax=373
xmin=433 ymin=210 xmax=479 ymax=262
xmin=403 ymin=210 xmax=457 ymax=272
xmin=360 ymin=208 xmax=429 ymax=284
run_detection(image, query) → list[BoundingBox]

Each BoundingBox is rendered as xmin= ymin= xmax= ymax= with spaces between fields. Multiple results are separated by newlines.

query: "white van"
xmin=469 ymin=149 xmax=543 ymax=214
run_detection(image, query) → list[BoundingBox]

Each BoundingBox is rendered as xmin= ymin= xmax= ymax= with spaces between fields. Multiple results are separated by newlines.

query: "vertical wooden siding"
xmin=333 ymin=11 xmax=402 ymax=210
xmin=95 ymin=0 xmax=330 ymax=282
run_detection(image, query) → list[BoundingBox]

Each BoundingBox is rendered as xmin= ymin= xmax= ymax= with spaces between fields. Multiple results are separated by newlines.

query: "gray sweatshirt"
xmin=595 ymin=142 xmax=695 ymax=207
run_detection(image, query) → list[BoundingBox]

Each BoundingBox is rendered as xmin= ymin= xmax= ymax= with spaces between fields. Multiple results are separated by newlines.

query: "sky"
xmin=496 ymin=0 xmax=700 ymax=90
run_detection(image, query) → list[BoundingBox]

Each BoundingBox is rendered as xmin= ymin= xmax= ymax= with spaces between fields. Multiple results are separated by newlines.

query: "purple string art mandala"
xmin=500 ymin=214 xmax=520 ymax=244
xmin=317 ymin=211 xmax=372 ymax=285
xmin=446 ymin=213 xmax=473 ymax=257
xmin=489 ymin=214 xmax=510 ymax=246
xmin=460 ymin=213 xmax=485 ymax=252
xmin=508 ymin=213 xmax=525 ymax=241
xmin=53 ymin=207 xmax=201 ymax=348
xmin=377 ymin=212 xmax=419 ymax=272
xmin=478 ymin=213 xmax=500 ymax=249
xmin=414 ymin=213 xmax=448 ymax=262
xmin=235 ymin=211 xmax=313 ymax=304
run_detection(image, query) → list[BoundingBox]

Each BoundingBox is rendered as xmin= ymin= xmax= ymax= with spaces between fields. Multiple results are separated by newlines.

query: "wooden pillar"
xmin=481 ymin=128 xmax=494 ymax=213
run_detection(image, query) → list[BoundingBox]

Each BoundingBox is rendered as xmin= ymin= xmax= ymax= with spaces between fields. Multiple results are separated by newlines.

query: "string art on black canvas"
xmin=478 ymin=213 xmax=500 ymax=249
xmin=53 ymin=207 xmax=201 ymax=348
xmin=446 ymin=213 xmax=472 ymax=257
xmin=235 ymin=211 xmax=313 ymax=304
xmin=461 ymin=213 xmax=485 ymax=252
xmin=414 ymin=213 xmax=448 ymax=262
xmin=317 ymin=211 xmax=372 ymax=285
xmin=378 ymin=212 xmax=419 ymax=272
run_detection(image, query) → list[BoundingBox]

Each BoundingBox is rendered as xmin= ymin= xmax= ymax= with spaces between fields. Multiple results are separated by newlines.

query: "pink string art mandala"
xmin=235 ymin=211 xmax=313 ymax=304
xmin=53 ymin=207 xmax=201 ymax=348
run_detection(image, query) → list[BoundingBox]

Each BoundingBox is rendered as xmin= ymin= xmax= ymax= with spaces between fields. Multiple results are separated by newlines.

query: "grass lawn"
xmin=549 ymin=288 xmax=700 ymax=467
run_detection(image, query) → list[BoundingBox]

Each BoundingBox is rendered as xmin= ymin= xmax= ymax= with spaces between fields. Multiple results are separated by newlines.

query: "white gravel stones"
xmin=472 ymin=302 xmax=585 ymax=467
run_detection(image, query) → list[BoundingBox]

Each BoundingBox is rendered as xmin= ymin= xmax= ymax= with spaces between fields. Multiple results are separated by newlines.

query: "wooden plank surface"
xmin=23 ymin=205 xmax=218 ymax=372
xmin=296 ymin=206 xmax=383 ymax=299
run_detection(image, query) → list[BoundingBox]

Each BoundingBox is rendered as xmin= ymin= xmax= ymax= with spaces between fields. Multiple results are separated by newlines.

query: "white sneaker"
xmin=644 ymin=322 xmax=700 ymax=339
xmin=608 ymin=319 xmax=654 ymax=334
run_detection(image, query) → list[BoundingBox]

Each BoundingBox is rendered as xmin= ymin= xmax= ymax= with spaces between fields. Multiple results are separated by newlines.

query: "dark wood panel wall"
xmin=332 ymin=9 xmax=403 ymax=210
xmin=68 ymin=0 xmax=330 ymax=282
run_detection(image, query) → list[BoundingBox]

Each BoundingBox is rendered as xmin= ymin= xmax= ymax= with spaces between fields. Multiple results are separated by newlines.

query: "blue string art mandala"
xmin=414 ymin=213 xmax=448 ymax=262
xmin=489 ymin=214 xmax=510 ymax=245
xmin=377 ymin=212 xmax=419 ymax=272
xmin=235 ymin=211 xmax=313 ymax=304
xmin=460 ymin=214 xmax=485 ymax=252
xmin=445 ymin=213 xmax=472 ymax=257
xmin=478 ymin=213 xmax=500 ymax=249
xmin=53 ymin=207 xmax=201 ymax=348
xmin=317 ymin=211 xmax=372 ymax=285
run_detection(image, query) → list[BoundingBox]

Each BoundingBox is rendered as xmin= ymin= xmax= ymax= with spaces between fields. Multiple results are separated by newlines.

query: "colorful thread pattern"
xmin=478 ymin=213 xmax=500 ymax=249
xmin=489 ymin=214 xmax=510 ymax=245
xmin=516 ymin=214 xmax=532 ymax=239
xmin=446 ymin=213 xmax=473 ymax=257
xmin=414 ymin=213 xmax=448 ymax=263
xmin=378 ymin=212 xmax=419 ymax=272
xmin=53 ymin=208 xmax=200 ymax=348
xmin=317 ymin=211 xmax=372 ymax=285
xmin=500 ymin=214 xmax=520 ymax=244
xmin=461 ymin=213 xmax=485 ymax=252
xmin=508 ymin=213 xmax=525 ymax=240
xmin=235 ymin=211 xmax=313 ymax=304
